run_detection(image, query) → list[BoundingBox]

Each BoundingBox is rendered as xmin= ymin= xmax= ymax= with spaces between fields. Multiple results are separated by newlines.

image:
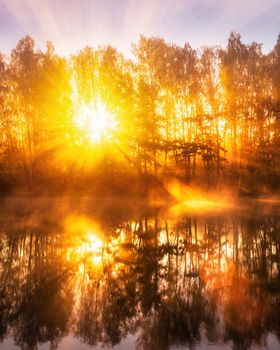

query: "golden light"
xmin=217 ymin=118 xmax=227 ymax=135
xmin=168 ymin=181 xmax=236 ymax=215
xmin=81 ymin=232 xmax=103 ymax=265
xmin=86 ymin=232 xmax=103 ymax=252
xmin=74 ymin=99 xmax=116 ymax=143
xmin=67 ymin=233 xmax=104 ymax=267
xmin=64 ymin=215 xmax=104 ymax=266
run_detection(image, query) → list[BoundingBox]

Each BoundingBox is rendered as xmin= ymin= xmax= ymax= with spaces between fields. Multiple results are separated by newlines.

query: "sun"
xmin=74 ymin=99 xmax=116 ymax=142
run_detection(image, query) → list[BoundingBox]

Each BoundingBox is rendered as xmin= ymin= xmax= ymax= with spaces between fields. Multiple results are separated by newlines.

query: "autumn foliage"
xmin=1 ymin=33 xmax=280 ymax=195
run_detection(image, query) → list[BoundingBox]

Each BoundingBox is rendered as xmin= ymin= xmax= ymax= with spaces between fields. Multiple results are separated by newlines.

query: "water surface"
xmin=0 ymin=198 xmax=280 ymax=350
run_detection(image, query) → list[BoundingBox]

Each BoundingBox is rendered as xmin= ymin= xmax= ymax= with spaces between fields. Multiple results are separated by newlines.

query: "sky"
xmin=0 ymin=0 xmax=279 ymax=57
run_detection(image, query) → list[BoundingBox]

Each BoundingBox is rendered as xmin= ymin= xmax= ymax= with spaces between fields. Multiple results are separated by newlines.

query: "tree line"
xmin=1 ymin=32 xmax=280 ymax=195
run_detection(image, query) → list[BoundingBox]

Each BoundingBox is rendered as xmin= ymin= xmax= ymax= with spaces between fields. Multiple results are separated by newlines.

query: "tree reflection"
xmin=11 ymin=266 xmax=73 ymax=349
xmin=0 ymin=211 xmax=279 ymax=349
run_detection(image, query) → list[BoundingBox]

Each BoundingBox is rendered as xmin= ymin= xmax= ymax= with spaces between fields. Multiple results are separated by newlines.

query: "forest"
xmin=1 ymin=32 xmax=280 ymax=196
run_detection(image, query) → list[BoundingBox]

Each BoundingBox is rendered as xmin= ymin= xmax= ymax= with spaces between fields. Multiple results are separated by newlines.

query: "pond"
xmin=0 ymin=197 xmax=280 ymax=350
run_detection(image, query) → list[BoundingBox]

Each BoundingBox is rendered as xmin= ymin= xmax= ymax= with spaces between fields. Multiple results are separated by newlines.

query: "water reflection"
xmin=0 ymin=207 xmax=280 ymax=349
